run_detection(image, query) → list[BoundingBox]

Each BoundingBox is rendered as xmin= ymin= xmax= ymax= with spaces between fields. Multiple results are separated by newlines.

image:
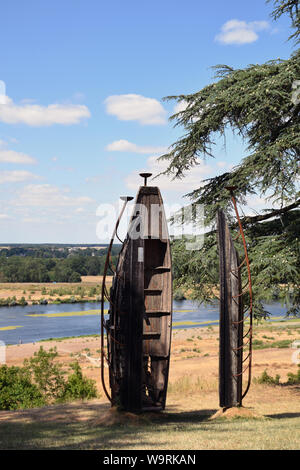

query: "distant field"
xmin=81 ymin=276 xmax=107 ymax=283
xmin=0 ymin=276 xmax=113 ymax=305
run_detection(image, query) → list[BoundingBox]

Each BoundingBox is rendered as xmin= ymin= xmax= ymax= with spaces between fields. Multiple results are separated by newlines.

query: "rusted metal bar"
xmin=100 ymin=196 xmax=133 ymax=403
xmin=226 ymin=188 xmax=253 ymax=401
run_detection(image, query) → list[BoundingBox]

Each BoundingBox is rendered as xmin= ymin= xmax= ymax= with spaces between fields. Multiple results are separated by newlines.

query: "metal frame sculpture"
xmin=100 ymin=173 xmax=172 ymax=412
xmin=217 ymin=187 xmax=253 ymax=408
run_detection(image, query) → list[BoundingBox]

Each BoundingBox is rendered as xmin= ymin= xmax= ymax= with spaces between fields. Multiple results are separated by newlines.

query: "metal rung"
xmin=143 ymin=332 xmax=161 ymax=338
xmin=148 ymin=266 xmax=171 ymax=271
xmin=144 ymin=289 xmax=162 ymax=294
xmin=142 ymin=354 xmax=169 ymax=359
xmin=145 ymin=310 xmax=171 ymax=316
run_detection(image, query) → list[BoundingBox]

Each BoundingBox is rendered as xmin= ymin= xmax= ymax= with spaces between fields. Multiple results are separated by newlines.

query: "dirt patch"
xmin=0 ymin=278 xmax=112 ymax=305
xmin=209 ymin=407 xmax=261 ymax=420
xmin=81 ymin=276 xmax=112 ymax=284
xmin=0 ymin=399 xmax=108 ymax=424
xmin=91 ymin=407 xmax=150 ymax=427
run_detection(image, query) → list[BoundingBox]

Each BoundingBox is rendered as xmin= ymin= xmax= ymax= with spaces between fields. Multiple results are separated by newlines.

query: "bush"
xmin=173 ymin=288 xmax=186 ymax=301
xmin=69 ymin=272 xmax=81 ymax=283
xmin=0 ymin=365 xmax=45 ymax=410
xmin=0 ymin=347 xmax=98 ymax=410
xmin=60 ymin=362 xmax=97 ymax=401
xmin=19 ymin=296 xmax=28 ymax=306
xmin=255 ymin=370 xmax=280 ymax=385
xmin=23 ymin=347 xmax=66 ymax=401
xmin=287 ymin=365 xmax=300 ymax=385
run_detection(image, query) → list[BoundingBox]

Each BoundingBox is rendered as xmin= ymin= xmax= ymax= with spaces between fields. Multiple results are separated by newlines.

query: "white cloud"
xmin=104 ymin=94 xmax=167 ymax=125
xmin=172 ymin=100 xmax=204 ymax=122
xmin=0 ymin=213 xmax=11 ymax=220
xmin=14 ymin=184 xmax=94 ymax=207
xmin=126 ymin=155 xmax=212 ymax=192
xmin=85 ymin=175 xmax=102 ymax=184
xmin=0 ymin=170 xmax=39 ymax=183
xmin=242 ymin=194 xmax=281 ymax=216
xmin=106 ymin=139 xmax=168 ymax=155
xmin=173 ymin=101 xmax=188 ymax=114
xmin=0 ymin=96 xmax=91 ymax=126
xmin=0 ymin=149 xmax=37 ymax=164
xmin=215 ymin=19 xmax=270 ymax=45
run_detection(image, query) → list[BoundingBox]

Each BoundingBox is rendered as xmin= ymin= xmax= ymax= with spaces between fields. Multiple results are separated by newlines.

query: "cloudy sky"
xmin=0 ymin=0 xmax=293 ymax=243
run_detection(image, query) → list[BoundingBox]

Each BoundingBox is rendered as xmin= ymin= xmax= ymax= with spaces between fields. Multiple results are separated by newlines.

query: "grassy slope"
xmin=1 ymin=319 xmax=300 ymax=450
xmin=0 ymin=392 xmax=299 ymax=450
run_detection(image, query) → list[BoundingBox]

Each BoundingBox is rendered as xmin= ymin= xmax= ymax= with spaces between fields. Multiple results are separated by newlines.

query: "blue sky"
xmin=0 ymin=0 xmax=295 ymax=243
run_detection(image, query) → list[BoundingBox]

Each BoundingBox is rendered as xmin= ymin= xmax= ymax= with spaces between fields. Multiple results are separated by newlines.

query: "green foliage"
xmin=0 ymin=247 xmax=120 ymax=282
xmin=256 ymin=365 xmax=300 ymax=386
xmin=256 ymin=370 xmax=281 ymax=385
xmin=23 ymin=347 xmax=66 ymax=400
xmin=268 ymin=0 xmax=300 ymax=43
xmin=172 ymin=235 xmax=219 ymax=303
xmin=59 ymin=362 xmax=97 ymax=401
xmin=287 ymin=365 xmax=300 ymax=384
xmin=0 ymin=365 xmax=45 ymax=410
xmin=252 ymin=339 xmax=292 ymax=349
xmin=173 ymin=288 xmax=186 ymax=301
xmin=160 ymin=1 xmax=300 ymax=316
xmin=0 ymin=347 xmax=97 ymax=410
xmin=19 ymin=296 xmax=28 ymax=306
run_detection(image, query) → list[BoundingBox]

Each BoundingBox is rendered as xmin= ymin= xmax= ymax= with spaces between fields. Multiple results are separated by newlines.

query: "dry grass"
xmin=0 ymin=277 xmax=112 ymax=304
xmin=0 ymin=383 xmax=299 ymax=450
xmin=1 ymin=320 xmax=300 ymax=449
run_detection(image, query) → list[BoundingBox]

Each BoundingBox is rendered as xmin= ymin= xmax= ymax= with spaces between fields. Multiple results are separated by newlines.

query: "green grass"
xmin=26 ymin=310 xmax=104 ymax=318
xmin=252 ymin=339 xmax=293 ymax=350
xmin=36 ymin=334 xmax=100 ymax=342
xmin=0 ymin=407 xmax=299 ymax=450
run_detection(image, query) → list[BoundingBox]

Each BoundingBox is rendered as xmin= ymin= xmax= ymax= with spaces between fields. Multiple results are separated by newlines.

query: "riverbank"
xmin=1 ymin=319 xmax=300 ymax=449
xmin=5 ymin=318 xmax=300 ymax=393
xmin=0 ymin=276 xmax=113 ymax=306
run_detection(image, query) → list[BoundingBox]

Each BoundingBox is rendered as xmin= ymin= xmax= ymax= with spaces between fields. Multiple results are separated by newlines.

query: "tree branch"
xmin=239 ymin=200 xmax=300 ymax=226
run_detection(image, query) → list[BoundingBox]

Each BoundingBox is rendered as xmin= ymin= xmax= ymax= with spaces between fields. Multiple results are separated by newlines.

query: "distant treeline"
xmin=0 ymin=245 xmax=120 ymax=259
xmin=0 ymin=246 xmax=121 ymax=282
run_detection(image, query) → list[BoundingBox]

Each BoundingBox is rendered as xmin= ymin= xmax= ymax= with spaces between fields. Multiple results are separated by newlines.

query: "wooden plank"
xmin=125 ymin=218 xmax=145 ymax=411
xmin=217 ymin=210 xmax=243 ymax=408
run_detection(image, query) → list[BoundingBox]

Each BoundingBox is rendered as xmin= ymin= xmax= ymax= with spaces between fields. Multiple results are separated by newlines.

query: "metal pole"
xmin=100 ymin=196 xmax=133 ymax=402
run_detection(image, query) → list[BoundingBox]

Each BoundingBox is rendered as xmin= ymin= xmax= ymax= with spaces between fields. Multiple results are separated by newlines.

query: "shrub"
xmin=173 ymin=288 xmax=186 ymax=301
xmin=89 ymin=287 xmax=97 ymax=297
xmin=287 ymin=365 xmax=300 ymax=385
xmin=23 ymin=347 xmax=66 ymax=401
xmin=0 ymin=348 xmax=97 ymax=410
xmin=255 ymin=370 xmax=280 ymax=385
xmin=0 ymin=365 xmax=45 ymax=410
xmin=19 ymin=296 xmax=28 ymax=306
xmin=60 ymin=362 xmax=97 ymax=401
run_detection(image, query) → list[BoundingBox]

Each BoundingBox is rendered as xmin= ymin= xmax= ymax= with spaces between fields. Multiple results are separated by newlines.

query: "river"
xmin=0 ymin=300 xmax=289 ymax=345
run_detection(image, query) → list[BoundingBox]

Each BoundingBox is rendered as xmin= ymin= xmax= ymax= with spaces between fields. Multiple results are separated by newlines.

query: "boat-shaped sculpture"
xmin=101 ymin=173 xmax=172 ymax=412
